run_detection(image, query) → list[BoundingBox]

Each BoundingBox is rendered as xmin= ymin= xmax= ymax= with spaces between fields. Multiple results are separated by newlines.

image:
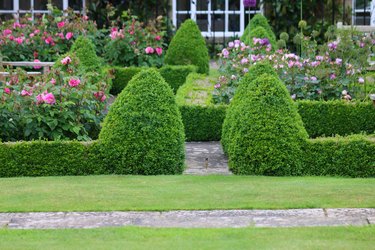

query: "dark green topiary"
xmin=110 ymin=66 xmax=144 ymax=95
xmin=99 ymin=69 xmax=185 ymax=175
xmin=70 ymin=36 xmax=101 ymax=71
xmin=223 ymin=74 xmax=308 ymax=176
xmin=164 ymin=19 xmax=209 ymax=74
xmin=159 ymin=65 xmax=197 ymax=93
xmin=221 ymin=62 xmax=278 ymax=154
xmin=241 ymin=14 xmax=276 ymax=42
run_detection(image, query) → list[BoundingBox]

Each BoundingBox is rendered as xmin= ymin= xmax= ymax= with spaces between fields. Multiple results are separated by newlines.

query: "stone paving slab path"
xmin=184 ymin=142 xmax=231 ymax=175
xmin=1 ymin=209 xmax=374 ymax=229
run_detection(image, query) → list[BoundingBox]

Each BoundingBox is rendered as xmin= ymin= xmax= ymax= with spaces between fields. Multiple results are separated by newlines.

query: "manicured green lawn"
xmin=0 ymin=175 xmax=374 ymax=212
xmin=0 ymin=226 xmax=374 ymax=250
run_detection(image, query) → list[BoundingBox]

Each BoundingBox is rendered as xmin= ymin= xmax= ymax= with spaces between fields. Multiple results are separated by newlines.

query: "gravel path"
xmin=1 ymin=209 xmax=374 ymax=229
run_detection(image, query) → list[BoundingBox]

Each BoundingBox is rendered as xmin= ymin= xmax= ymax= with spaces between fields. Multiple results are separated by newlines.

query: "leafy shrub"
xmin=241 ymin=14 xmax=276 ymax=43
xmin=297 ymin=100 xmax=375 ymax=137
xmin=221 ymin=62 xmax=278 ymax=153
xmin=303 ymin=135 xmax=375 ymax=177
xmin=0 ymin=140 xmax=105 ymax=177
xmin=110 ymin=67 xmax=144 ymax=95
xmin=223 ymin=74 xmax=308 ymax=175
xmin=70 ymin=36 xmax=102 ymax=71
xmin=244 ymin=26 xmax=276 ymax=49
xmin=99 ymin=69 xmax=185 ymax=175
xmin=159 ymin=65 xmax=197 ymax=93
xmin=0 ymin=54 xmax=109 ymax=142
xmin=0 ymin=7 xmax=97 ymax=62
xmin=104 ymin=16 xmax=164 ymax=67
xmin=164 ymin=19 xmax=209 ymax=74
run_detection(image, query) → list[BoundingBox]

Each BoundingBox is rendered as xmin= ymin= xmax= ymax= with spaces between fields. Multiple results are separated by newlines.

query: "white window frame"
xmin=352 ymin=0 xmax=375 ymax=26
xmin=0 ymin=0 xmax=86 ymax=21
xmin=172 ymin=0 xmax=263 ymax=37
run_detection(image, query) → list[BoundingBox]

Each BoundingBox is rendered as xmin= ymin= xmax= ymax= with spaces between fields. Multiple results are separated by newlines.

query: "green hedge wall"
xmin=179 ymin=105 xmax=226 ymax=141
xmin=303 ymin=135 xmax=375 ymax=177
xmin=110 ymin=65 xmax=196 ymax=95
xmin=297 ymin=100 xmax=375 ymax=137
xmin=0 ymin=141 xmax=105 ymax=177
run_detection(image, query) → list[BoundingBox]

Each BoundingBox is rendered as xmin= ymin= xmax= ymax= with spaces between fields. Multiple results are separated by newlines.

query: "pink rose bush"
xmin=213 ymin=31 xmax=373 ymax=103
xmin=104 ymin=13 xmax=165 ymax=67
xmin=0 ymin=7 xmax=97 ymax=63
xmin=0 ymin=54 xmax=110 ymax=141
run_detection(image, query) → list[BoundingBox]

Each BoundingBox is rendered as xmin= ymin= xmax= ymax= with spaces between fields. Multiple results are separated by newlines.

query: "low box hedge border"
xmin=179 ymin=101 xmax=374 ymax=141
xmin=0 ymin=135 xmax=373 ymax=178
xmin=110 ymin=65 xmax=197 ymax=95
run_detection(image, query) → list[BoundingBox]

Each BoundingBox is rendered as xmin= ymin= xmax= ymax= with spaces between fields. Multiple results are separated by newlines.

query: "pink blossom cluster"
xmin=145 ymin=46 xmax=163 ymax=56
xmin=36 ymin=91 xmax=56 ymax=105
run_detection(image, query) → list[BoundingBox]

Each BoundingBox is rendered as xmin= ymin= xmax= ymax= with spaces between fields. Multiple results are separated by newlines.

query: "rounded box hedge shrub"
xmin=70 ymin=36 xmax=101 ymax=71
xmin=223 ymin=74 xmax=308 ymax=176
xmin=164 ymin=19 xmax=209 ymax=75
xmin=99 ymin=68 xmax=185 ymax=175
xmin=241 ymin=14 xmax=276 ymax=42
xmin=221 ymin=61 xmax=278 ymax=154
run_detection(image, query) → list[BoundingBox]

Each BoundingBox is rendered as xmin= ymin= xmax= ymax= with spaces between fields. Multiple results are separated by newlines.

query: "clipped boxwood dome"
xmin=223 ymin=74 xmax=308 ymax=176
xmin=99 ymin=68 xmax=185 ymax=175
xmin=221 ymin=61 xmax=278 ymax=154
xmin=241 ymin=14 xmax=276 ymax=42
xmin=164 ymin=19 xmax=209 ymax=75
xmin=70 ymin=36 xmax=101 ymax=71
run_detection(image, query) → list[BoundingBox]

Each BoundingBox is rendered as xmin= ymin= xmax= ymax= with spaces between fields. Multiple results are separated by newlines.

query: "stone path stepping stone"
xmin=1 ymin=208 xmax=374 ymax=229
xmin=184 ymin=142 xmax=231 ymax=175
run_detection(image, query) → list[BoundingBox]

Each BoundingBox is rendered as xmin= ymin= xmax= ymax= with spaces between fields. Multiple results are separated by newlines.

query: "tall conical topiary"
xmin=70 ymin=36 xmax=101 ymax=71
xmin=221 ymin=61 xmax=278 ymax=154
xmin=164 ymin=19 xmax=209 ymax=74
xmin=223 ymin=74 xmax=308 ymax=176
xmin=241 ymin=14 xmax=276 ymax=42
xmin=98 ymin=68 xmax=185 ymax=175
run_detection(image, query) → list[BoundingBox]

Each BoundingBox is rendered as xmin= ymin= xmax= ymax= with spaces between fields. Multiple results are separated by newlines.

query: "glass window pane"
xmin=176 ymin=14 xmax=190 ymax=28
xmin=34 ymin=0 xmax=49 ymax=10
xmin=0 ymin=1 xmax=13 ymax=10
xmin=20 ymin=0 xmax=31 ymax=10
xmin=229 ymin=0 xmax=240 ymax=11
xmin=229 ymin=14 xmax=240 ymax=31
xmin=211 ymin=0 xmax=225 ymax=11
xmin=196 ymin=14 xmax=208 ymax=31
xmin=197 ymin=0 xmax=208 ymax=11
xmin=211 ymin=13 xmax=225 ymax=31
xmin=69 ymin=0 xmax=82 ymax=10
xmin=177 ymin=0 xmax=190 ymax=11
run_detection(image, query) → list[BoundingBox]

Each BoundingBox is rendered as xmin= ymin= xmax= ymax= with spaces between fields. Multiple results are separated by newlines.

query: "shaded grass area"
xmin=0 ymin=226 xmax=374 ymax=250
xmin=0 ymin=175 xmax=374 ymax=212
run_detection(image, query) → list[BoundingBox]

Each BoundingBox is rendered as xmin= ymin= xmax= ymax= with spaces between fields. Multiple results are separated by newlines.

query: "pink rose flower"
xmin=33 ymin=59 xmax=41 ymax=69
xmin=69 ymin=78 xmax=81 ymax=87
xmin=15 ymin=37 xmax=24 ymax=44
xmin=155 ymin=35 xmax=161 ymax=41
xmin=155 ymin=47 xmax=163 ymax=56
xmin=145 ymin=47 xmax=154 ymax=54
xmin=42 ymin=92 xmax=56 ymax=105
xmin=33 ymin=29 xmax=40 ymax=34
xmin=45 ymin=36 xmax=54 ymax=45
xmin=94 ymin=91 xmax=106 ymax=102
xmin=36 ymin=94 xmax=44 ymax=104
xmin=21 ymin=90 xmax=32 ymax=96
xmin=65 ymin=32 xmax=73 ymax=40
xmin=61 ymin=56 xmax=71 ymax=65
xmin=13 ymin=22 xmax=21 ymax=29
xmin=57 ymin=21 xmax=65 ymax=29
xmin=50 ymin=78 xmax=56 ymax=85
xmin=4 ymin=88 xmax=11 ymax=94
xmin=3 ymin=29 xmax=12 ymax=36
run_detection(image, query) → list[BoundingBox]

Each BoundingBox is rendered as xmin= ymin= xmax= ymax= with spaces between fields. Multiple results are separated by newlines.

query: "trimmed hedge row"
xmin=303 ymin=135 xmax=375 ymax=177
xmin=179 ymin=101 xmax=374 ymax=141
xmin=0 ymin=141 xmax=104 ymax=177
xmin=110 ymin=65 xmax=196 ymax=95
xmin=1 ymin=135 xmax=373 ymax=178
xmin=297 ymin=100 xmax=375 ymax=137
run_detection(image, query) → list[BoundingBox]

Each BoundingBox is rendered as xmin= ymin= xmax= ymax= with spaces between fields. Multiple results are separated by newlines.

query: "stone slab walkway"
xmin=184 ymin=142 xmax=231 ymax=175
xmin=0 ymin=209 xmax=374 ymax=229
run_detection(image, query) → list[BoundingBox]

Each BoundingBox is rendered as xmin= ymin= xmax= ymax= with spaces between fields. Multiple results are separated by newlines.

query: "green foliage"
xmin=164 ymin=19 xmax=209 ymax=74
xmin=297 ymin=100 xmax=375 ymax=138
xmin=110 ymin=67 xmax=144 ymax=95
xmin=244 ymin=26 xmax=277 ymax=49
xmin=223 ymin=74 xmax=308 ymax=175
xmin=110 ymin=65 xmax=196 ymax=95
xmin=159 ymin=65 xmax=197 ymax=93
xmin=179 ymin=105 xmax=226 ymax=141
xmin=70 ymin=36 xmax=102 ymax=71
xmin=0 ymin=141 xmax=104 ymax=177
xmin=241 ymin=14 xmax=276 ymax=43
xmin=221 ymin=62 xmax=278 ymax=153
xmin=303 ymin=135 xmax=375 ymax=177
xmin=99 ymin=69 xmax=185 ymax=175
